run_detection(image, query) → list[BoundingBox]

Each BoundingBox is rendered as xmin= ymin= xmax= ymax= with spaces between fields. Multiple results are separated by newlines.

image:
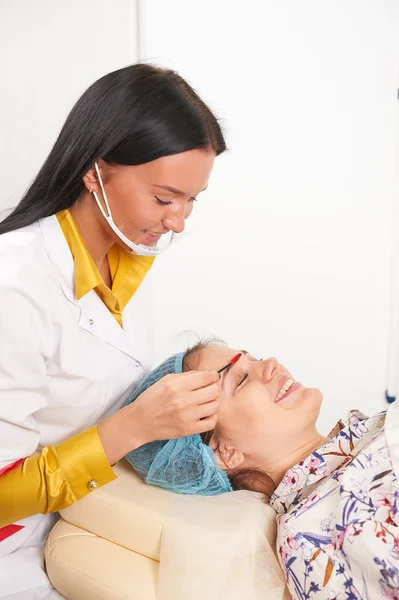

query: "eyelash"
xmin=232 ymin=358 xmax=262 ymax=391
xmin=154 ymin=196 xmax=171 ymax=206
xmin=154 ymin=196 xmax=197 ymax=206
xmin=236 ymin=373 xmax=248 ymax=389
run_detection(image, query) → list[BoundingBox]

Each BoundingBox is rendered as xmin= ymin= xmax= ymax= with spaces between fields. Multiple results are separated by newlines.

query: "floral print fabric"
xmin=270 ymin=411 xmax=399 ymax=599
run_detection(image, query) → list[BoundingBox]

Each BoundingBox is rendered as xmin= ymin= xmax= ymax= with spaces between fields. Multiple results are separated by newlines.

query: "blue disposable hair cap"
xmin=124 ymin=352 xmax=233 ymax=496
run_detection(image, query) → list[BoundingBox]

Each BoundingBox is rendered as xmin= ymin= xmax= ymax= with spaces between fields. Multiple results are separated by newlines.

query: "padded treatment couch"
xmin=45 ymin=460 xmax=291 ymax=599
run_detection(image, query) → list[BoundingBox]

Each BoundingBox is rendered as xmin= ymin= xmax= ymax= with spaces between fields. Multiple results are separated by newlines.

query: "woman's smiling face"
xmin=187 ymin=345 xmax=323 ymax=473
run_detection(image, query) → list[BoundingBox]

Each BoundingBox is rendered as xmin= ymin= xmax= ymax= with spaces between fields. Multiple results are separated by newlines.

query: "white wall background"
xmin=1 ymin=1 xmax=399 ymax=432
xmin=0 ymin=0 xmax=139 ymax=216
xmin=140 ymin=0 xmax=399 ymax=431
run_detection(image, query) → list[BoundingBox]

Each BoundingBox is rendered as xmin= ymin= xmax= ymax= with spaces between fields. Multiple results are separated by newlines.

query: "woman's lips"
xmin=275 ymin=382 xmax=301 ymax=403
xmin=140 ymin=231 xmax=163 ymax=245
xmin=275 ymin=374 xmax=301 ymax=403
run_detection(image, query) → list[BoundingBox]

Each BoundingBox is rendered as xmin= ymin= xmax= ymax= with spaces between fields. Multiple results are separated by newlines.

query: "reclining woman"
xmin=124 ymin=341 xmax=399 ymax=600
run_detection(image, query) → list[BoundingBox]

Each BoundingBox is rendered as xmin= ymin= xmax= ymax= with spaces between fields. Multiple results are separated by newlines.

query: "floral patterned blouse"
xmin=269 ymin=410 xmax=399 ymax=600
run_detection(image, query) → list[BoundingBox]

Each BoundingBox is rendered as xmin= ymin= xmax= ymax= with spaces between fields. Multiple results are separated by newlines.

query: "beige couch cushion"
xmin=46 ymin=519 xmax=158 ymax=600
xmin=57 ymin=461 xmax=174 ymax=561
xmin=45 ymin=460 xmax=291 ymax=600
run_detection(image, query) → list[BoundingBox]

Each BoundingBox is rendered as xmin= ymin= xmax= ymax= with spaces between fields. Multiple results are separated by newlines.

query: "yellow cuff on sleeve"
xmin=0 ymin=426 xmax=117 ymax=527
xmin=56 ymin=425 xmax=117 ymax=500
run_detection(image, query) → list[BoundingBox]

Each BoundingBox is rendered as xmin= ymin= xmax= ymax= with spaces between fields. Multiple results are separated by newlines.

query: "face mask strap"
xmin=93 ymin=161 xmax=113 ymax=218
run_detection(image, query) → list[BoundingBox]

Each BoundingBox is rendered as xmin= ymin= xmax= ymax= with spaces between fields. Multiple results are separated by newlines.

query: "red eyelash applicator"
xmin=217 ymin=353 xmax=242 ymax=375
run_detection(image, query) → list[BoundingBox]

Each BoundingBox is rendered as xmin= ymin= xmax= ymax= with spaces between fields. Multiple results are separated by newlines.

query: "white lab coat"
xmin=0 ymin=215 xmax=152 ymax=598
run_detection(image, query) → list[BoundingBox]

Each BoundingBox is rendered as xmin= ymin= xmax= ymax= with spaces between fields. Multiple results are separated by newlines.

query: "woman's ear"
xmin=82 ymin=159 xmax=110 ymax=193
xmin=209 ymin=439 xmax=245 ymax=471
xmin=82 ymin=168 xmax=98 ymax=193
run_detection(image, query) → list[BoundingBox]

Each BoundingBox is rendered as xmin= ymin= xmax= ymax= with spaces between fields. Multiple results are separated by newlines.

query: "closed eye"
xmin=235 ymin=358 xmax=262 ymax=390
xmin=155 ymin=196 xmax=197 ymax=206
xmin=236 ymin=373 xmax=248 ymax=389
xmin=154 ymin=196 xmax=172 ymax=206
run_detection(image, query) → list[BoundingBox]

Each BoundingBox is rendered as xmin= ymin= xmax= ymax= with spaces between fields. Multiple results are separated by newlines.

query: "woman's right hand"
xmin=98 ymin=371 xmax=222 ymax=465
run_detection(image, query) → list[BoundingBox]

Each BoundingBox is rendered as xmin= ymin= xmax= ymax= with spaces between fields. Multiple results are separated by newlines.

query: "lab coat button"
xmin=87 ymin=480 xmax=98 ymax=490
xmin=135 ymin=361 xmax=140 ymax=367
xmin=89 ymin=319 xmax=94 ymax=325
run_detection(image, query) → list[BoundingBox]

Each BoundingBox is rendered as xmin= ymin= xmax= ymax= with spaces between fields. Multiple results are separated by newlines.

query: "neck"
xmin=265 ymin=432 xmax=329 ymax=487
xmin=70 ymin=192 xmax=116 ymax=270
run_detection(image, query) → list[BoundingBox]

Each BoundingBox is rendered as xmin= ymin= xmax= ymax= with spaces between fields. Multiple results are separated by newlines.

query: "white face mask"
xmin=91 ymin=162 xmax=178 ymax=257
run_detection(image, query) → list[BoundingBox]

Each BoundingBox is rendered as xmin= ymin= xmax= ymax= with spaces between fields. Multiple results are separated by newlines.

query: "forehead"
xmin=192 ymin=345 xmax=244 ymax=371
xmin=130 ymin=149 xmax=215 ymax=192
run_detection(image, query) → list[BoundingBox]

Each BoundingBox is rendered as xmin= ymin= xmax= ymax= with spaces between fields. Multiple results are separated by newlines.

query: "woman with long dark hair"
xmin=0 ymin=64 xmax=226 ymax=598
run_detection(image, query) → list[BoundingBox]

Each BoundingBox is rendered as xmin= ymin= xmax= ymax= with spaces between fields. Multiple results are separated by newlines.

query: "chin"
xmin=302 ymin=387 xmax=323 ymax=410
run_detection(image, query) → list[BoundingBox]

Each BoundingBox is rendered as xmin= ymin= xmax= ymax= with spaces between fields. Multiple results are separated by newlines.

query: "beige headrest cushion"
xmin=47 ymin=460 xmax=291 ymax=600
xmin=46 ymin=519 xmax=158 ymax=600
xmin=60 ymin=460 xmax=175 ymax=561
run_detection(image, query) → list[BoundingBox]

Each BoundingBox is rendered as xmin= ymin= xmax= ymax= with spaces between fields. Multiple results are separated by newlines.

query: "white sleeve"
xmin=0 ymin=279 xmax=55 ymax=468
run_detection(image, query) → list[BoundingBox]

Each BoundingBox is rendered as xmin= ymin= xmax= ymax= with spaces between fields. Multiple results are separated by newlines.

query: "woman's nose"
xmin=163 ymin=206 xmax=186 ymax=233
xmin=261 ymin=358 xmax=279 ymax=382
